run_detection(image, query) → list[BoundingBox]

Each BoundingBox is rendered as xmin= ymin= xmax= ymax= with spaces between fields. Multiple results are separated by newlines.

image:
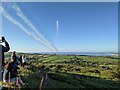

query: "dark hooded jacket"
xmin=0 ymin=41 xmax=10 ymax=67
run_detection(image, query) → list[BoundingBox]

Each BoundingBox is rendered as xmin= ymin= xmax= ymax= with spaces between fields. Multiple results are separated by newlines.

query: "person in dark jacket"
xmin=3 ymin=57 xmax=25 ymax=86
xmin=11 ymin=51 xmax=18 ymax=64
xmin=18 ymin=55 xmax=22 ymax=66
xmin=4 ymin=58 xmax=19 ymax=81
xmin=0 ymin=37 xmax=10 ymax=89
xmin=0 ymin=37 xmax=10 ymax=67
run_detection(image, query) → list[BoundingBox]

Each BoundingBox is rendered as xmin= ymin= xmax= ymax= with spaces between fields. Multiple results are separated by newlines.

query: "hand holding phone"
xmin=2 ymin=37 xmax=6 ymax=42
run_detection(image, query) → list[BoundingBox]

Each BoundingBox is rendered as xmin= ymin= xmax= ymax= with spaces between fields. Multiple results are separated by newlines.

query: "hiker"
xmin=11 ymin=51 xmax=19 ymax=75
xmin=0 ymin=37 xmax=10 ymax=89
xmin=39 ymin=65 xmax=49 ymax=89
xmin=9 ymin=59 xmax=25 ymax=86
xmin=3 ymin=58 xmax=11 ymax=83
xmin=3 ymin=56 xmax=17 ymax=82
xmin=11 ymin=51 xmax=18 ymax=64
xmin=3 ymin=57 xmax=25 ymax=86
xmin=18 ymin=55 xmax=22 ymax=66
xmin=22 ymin=54 xmax=26 ymax=67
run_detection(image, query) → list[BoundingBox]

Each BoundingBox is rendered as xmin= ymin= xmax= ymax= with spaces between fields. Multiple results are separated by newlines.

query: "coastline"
xmin=27 ymin=52 xmax=117 ymax=56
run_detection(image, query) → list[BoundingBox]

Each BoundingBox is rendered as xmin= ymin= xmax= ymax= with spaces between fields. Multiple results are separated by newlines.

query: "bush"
xmin=101 ymin=70 xmax=117 ymax=79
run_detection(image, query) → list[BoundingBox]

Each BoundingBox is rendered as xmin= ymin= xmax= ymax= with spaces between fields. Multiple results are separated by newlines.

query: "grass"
xmin=4 ymin=53 xmax=120 ymax=89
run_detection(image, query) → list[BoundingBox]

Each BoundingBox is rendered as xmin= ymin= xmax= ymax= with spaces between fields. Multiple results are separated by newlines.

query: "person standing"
xmin=18 ymin=55 xmax=22 ymax=66
xmin=22 ymin=54 xmax=26 ymax=67
xmin=11 ymin=51 xmax=18 ymax=64
xmin=0 ymin=37 xmax=10 ymax=89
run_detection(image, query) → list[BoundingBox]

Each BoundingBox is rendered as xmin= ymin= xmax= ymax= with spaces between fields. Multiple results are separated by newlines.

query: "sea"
xmin=29 ymin=52 xmax=117 ymax=56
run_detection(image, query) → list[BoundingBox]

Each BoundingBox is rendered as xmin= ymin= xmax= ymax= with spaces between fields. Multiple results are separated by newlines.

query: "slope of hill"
xmin=3 ymin=53 xmax=120 ymax=89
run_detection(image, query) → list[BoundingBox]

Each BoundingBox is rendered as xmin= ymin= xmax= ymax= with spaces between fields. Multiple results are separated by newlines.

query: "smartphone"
xmin=2 ymin=37 xmax=5 ymax=42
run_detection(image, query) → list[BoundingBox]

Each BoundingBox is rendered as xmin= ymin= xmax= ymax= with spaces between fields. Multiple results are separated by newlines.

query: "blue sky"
xmin=1 ymin=2 xmax=118 ymax=52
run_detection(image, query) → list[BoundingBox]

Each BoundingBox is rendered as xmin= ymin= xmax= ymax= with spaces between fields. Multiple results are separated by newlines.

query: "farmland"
xmin=3 ymin=53 xmax=120 ymax=89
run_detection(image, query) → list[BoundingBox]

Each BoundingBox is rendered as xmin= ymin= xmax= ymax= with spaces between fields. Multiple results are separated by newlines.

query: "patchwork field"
xmin=3 ymin=53 xmax=120 ymax=89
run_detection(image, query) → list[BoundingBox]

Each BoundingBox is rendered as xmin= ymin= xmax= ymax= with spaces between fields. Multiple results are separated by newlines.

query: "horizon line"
xmin=8 ymin=51 xmax=118 ymax=53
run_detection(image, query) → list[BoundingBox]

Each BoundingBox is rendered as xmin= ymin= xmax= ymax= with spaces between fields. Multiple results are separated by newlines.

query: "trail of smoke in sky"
xmin=43 ymin=32 xmax=58 ymax=52
xmin=0 ymin=6 xmax=54 ymax=51
xmin=56 ymin=20 xmax=59 ymax=38
xmin=12 ymin=3 xmax=57 ymax=51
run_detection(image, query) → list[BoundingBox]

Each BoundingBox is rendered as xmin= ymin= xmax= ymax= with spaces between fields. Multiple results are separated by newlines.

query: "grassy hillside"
xmin=4 ymin=53 xmax=120 ymax=89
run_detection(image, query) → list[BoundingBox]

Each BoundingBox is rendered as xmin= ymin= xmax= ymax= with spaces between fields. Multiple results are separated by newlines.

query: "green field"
xmin=3 ymin=53 xmax=120 ymax=89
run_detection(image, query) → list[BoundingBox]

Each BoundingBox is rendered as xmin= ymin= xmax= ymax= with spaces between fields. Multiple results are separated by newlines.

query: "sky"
xmin=0 ymin=2 xmax=118 ymax=52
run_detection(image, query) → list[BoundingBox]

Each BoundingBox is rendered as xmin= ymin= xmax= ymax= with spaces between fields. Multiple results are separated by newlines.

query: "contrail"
xmin=0 ymin=7 xmax=31 ymax=35
xmin=0 ymin=6 xmax=54 ymax=51
xmin=56 ymin=20 xmax=59 ymax=38
xmin=12 ymin=3 xmax=57 ymax=51
xmin=44 ymin=33 xmax=58 ymax=52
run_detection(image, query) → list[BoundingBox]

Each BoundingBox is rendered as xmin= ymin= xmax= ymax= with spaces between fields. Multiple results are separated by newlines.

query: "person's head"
xmin=22 ymin=54 xmax=25 ymax=58
xmin=2 ymin=37 xmax=5 ymax=42
xmin=0 ymin=36 xmax=5 ymax=42
xmin=20 ymin=55 xmax=22 ymax=58
xmin=0 ymin=37 xmax=5 ymax=43
xmin=12 ymin=51 xmax=16 ymax=55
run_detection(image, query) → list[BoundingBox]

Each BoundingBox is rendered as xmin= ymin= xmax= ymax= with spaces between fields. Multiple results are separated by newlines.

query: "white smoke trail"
xmin=56 ymin=20 xmax=59 ymax=38
xmin=0 ymin=6 xmax=54 ymax=51
xmin=0 ymin=7 xmax=31 ymax=35
xmin=12 ymin=3 xmax=57 ymax=51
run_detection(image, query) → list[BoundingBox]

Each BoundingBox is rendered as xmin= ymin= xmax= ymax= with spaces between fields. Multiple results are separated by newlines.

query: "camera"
xmin=0 ymin=37 xmax=5 ymax=43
